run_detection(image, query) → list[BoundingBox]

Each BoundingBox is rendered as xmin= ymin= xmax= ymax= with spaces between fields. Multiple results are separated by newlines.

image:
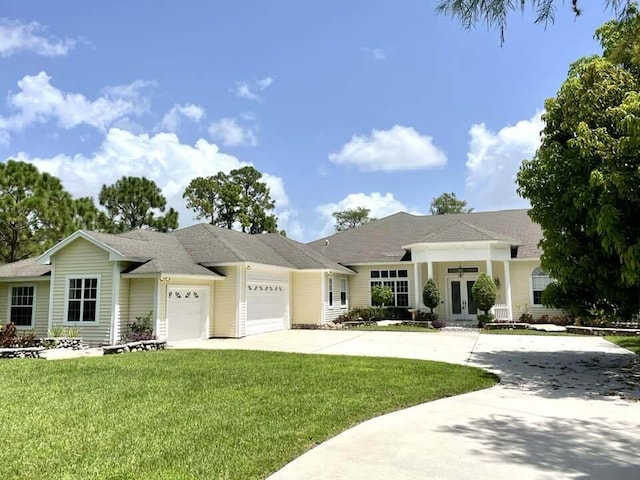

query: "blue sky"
xmin=0 ymin=1 xmax=613 ymax=240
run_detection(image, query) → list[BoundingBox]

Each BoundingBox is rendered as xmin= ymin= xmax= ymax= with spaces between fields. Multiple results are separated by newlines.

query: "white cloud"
xmin=362 ymin=47 xmax=387 ymax=60
xmin=159 ymin=103 xmax=205 ymax=132
xmin=0 ymin=72 xmax=152 ymax=141
xmin=465 ymin=111 xmax=543 ymax=210
xmin=315 ymin=192 xmax=419 ymax=237
xmin=15 ymin=128 xmax=292 ymax=233
xmin=232 ymin=76 xmax=274 ymax=101
xmin=208 ymin=117 xmax=257 ymax=147
xmin=0 ymin=18 xmax=75 ymax=57
xmin=329 ymin=125 xmax=447 ymax=172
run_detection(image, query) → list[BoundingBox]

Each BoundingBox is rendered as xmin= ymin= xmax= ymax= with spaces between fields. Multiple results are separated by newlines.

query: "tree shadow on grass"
xmin=469 ymin=349 xmax=640 ymax=400
xmin=439 ymin=415 xmax=640 ymax=480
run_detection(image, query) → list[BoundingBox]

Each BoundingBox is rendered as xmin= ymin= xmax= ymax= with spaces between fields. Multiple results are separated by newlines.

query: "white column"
xmin=413 ymin=262 xmax=422 ymax=308
xmin=485 ymin=259 xmax=493 ymax=278
xmin=427 ymin=261 xmax=433 ymax=280
xmin=504 ymin=261 xmax=513 ymax=320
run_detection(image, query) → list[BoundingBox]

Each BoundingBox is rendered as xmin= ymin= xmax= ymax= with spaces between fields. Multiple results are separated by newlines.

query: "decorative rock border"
xmin=566 ymin=326 xmax=640 ymax=336
xmin=102 ymin=340 xmax=167 ymax=355
xmin=42 ymin=337 xmax=84 ymax=350
xmin=0 ymin=347 xmax=45 ymax=359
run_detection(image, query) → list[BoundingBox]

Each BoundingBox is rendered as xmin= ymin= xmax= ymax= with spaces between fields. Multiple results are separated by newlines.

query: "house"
xmin=309 ymin=209 xmax=560 ymax=323
xmin=0 ymin=209 xmax=559 ymax=345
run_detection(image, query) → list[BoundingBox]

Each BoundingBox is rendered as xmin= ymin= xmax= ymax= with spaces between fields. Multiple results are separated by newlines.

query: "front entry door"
xmin=448 ymin=277 xmax=478 ymax=321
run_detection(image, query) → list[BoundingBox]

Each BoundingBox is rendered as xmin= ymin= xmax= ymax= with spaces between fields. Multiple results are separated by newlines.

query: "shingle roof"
xmin=418 ymin=221 xmax=519 ymax=244
xmin=257 ymin=234 xmax=354 ymax=274
xmin=86 ymin=230 xmax=221 ymax=277
xmin=0 ymin=223 xmax=353 ymax=279
xmin=307 ymin=209 xmax=542 ymax=263
xmin=0 ymin=258 xmax=51 ymax=278
xmin=171 ymin=224 xmax=297 ymax=268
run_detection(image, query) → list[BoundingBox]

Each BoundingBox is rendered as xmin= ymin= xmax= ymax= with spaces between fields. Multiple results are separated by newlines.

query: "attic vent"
xmin=510 ymin=246 xmax=519 ymax=258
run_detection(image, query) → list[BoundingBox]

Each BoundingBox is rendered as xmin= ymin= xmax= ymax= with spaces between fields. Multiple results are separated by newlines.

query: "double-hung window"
xmin=328 ymin=277 xmax=334 ymax=307
xmin=340 ymin=278 xmax=347 ymax=306
xmin=67 ymin=277 xmax=99 ymax=322
xmin=531 ymin=267 xmax=552 ymax=305
xmin=10 ymin=286 xmax=35 ymax=327
xmin=370 ymin=269 xmax=409 ymax=307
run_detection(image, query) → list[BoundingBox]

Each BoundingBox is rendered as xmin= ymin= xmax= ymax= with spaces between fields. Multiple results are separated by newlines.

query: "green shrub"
xmin=477 ymin=313 xmax=494 ymax=328
xmin=471 ymin=273 xmax=497 ymax=314
xmin=422 ymin=279 xmax=440 ymax=313
xmin=126 ymin=311 xmax=156 ymax=342
xmin=371 ymin=285 xmax=394 ymax=307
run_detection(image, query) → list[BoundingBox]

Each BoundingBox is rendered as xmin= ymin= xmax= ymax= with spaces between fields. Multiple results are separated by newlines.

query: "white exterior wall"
xmin=50 ymin=238 xmax=113 ymax=346
xmin=0 ymin=280 xmax=50 ymax=338
xmin=291 ymin=271 xmax=322 ymax=325
xmin=324 ymin=273 xmax=350 ymax=323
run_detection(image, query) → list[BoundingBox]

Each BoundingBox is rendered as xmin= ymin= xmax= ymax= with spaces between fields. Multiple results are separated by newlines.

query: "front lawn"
xmin=0 ymin=350 xmax=496 ymax=479
xmin=606 ymin=336 xmax=640 ymax=354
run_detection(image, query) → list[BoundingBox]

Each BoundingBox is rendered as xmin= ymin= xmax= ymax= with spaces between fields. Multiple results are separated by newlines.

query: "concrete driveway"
xmin=172 ymin=330 xmax=640 ymax=479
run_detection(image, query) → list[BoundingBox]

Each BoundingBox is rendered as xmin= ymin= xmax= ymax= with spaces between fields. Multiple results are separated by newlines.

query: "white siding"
xmin=291 ymin=271 xmax=322 ymax=325
xmin=324 ymin=273 xmax=349 ymax=323
xmin=51 ymin=238 xmax=113 ymax=346
xmin=213 ymin=266 xmax=238 ymax=338
xmin=510 ymin=260 xmax=563 ymax=319
xmin=0 ymin=280 xmax=50 ymax=338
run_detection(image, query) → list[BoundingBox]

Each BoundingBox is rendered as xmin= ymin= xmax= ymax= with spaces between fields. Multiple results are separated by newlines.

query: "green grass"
xmin=351 ymin=324 xmax=440 ymax=332
xmin=0 ymin=350 xmax=496 ymax=480
xmin=606 ymin=336 xmax=640 ymax=354
xmin=481 ymin=328 xmax=580 ymax=336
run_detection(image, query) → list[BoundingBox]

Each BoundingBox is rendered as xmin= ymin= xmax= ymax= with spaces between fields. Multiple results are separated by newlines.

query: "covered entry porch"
xmin=406 ymin=239 xmax=515 ymax=323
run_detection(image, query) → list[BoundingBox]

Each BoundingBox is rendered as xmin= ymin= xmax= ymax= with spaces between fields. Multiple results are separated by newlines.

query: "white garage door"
xmin=246 ymin=270 xmax=289 ymax=336
xmin=167 ymin=286 xmax=208 ymax=341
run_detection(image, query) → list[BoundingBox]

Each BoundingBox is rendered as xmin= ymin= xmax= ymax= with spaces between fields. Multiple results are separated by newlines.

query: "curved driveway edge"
xmin=171 ymin=330 xmax=640 ymax=479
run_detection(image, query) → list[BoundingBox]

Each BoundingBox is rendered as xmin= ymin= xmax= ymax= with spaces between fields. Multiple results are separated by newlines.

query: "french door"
xmin=448 ymin=277 xmax=478 ymax=321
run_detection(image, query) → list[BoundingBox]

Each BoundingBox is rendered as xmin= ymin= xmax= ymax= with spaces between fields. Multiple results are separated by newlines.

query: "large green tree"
xmin=430 ymin=192 xmax=473 ymax=215
xmin=183 ymin=166 xmax=278 ymax=234
xmin=0 ymin=160 xmax=78 ymax=262
xmin=99 ymin=176 xmax=179 ymax=233
xmin=231 ymin=166 xmax=278 ymax=234
xmin=332 ymin=207 xmax=374 ymax=231
xmin=183 ymin=172 xmax=240 ymax=228
xmin=516 ymin=7 xmax=640 ymax=318
xmin=437 ymin=0 xmax=630 ymax=42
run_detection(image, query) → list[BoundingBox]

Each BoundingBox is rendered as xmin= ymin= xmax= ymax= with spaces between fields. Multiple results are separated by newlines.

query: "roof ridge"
xmin=176 ymin=224 xmax=250 ymax=263
xmin=252 ymin=234 xmax=297 ymax=269
xmin=263 ymin=233 xmax=333 ymax=266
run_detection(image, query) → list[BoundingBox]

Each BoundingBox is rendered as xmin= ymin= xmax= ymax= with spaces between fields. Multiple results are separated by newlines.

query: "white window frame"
xmin=369 ymin=269 xmax=410 ymax=307
xmin=64 ymin=275 xmax=101 ymax=324
xmin=340 ymin=278 xmax=348 ymax=307
xmin=328 ymin=277 xmax=334 ymax=307
xmin=7 ymin=284 xmax=37 ymax=328
xmin=530 ymin=267 xmax=552 ymax=306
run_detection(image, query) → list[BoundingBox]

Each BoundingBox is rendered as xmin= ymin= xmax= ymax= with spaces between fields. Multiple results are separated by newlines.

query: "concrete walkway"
xmin=172 ymin=330 xmax=640 ymax=479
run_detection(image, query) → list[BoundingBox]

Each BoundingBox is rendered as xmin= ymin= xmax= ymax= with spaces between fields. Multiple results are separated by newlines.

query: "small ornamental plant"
xmin=472 ymin=273 xmax=497 ymax=327
xmin=422 ymin=279 xmax=440 ymax=321
xmin=371 ymin=285 xmax=394 ymax=307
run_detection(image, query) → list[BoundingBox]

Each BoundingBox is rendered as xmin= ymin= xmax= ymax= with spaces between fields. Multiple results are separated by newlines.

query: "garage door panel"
xmin=167 ymin=286 xmax=208 ymax=342
xmin=246 ymin=270 xmax=289 ymax=336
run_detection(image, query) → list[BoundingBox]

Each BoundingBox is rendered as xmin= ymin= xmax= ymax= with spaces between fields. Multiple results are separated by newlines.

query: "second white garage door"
xmin=167 ymin=286 xmax=208 ymax=341
xmin=246 ymin=269 xmax=289 ymax=336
